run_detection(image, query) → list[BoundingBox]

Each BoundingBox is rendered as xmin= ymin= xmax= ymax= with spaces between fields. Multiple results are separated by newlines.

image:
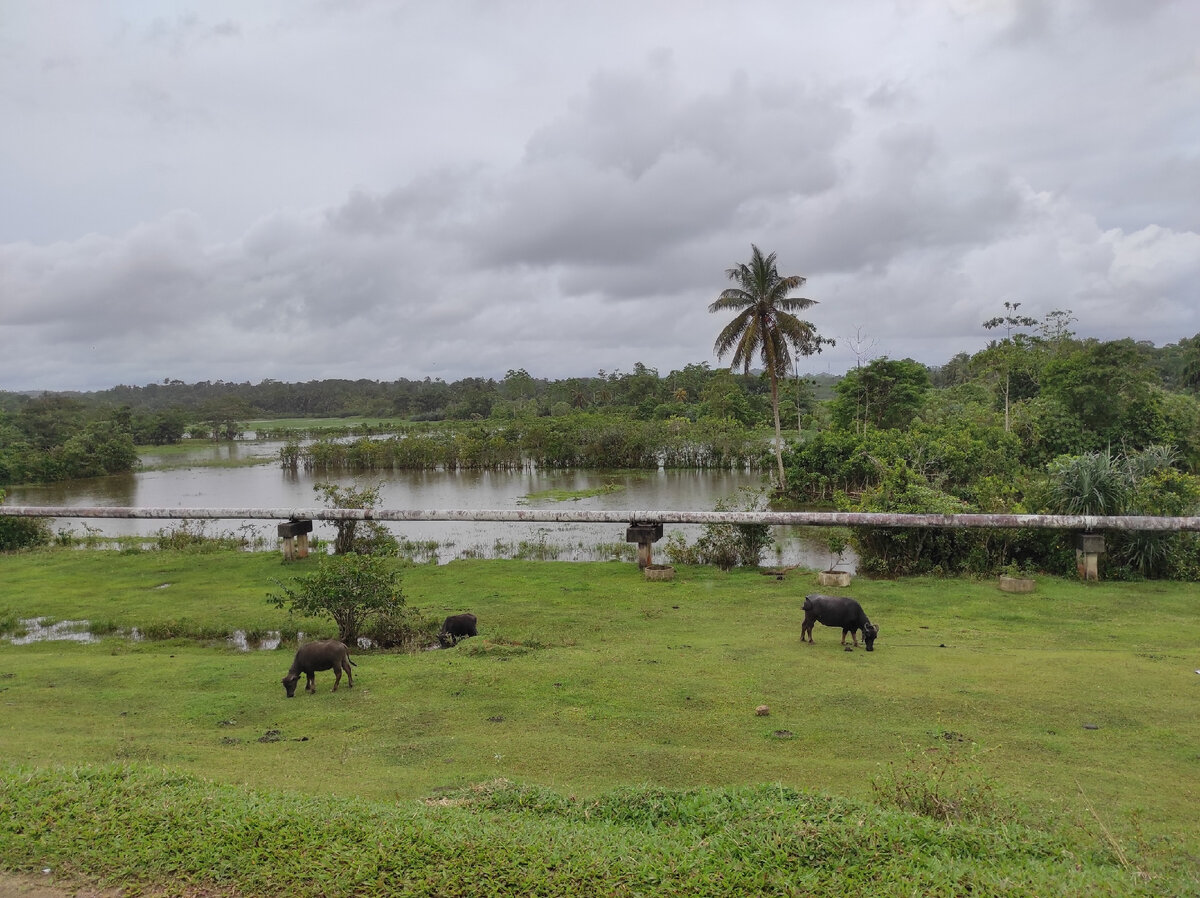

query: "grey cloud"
xmin=474 ymin=65 xmax=850 ymax=271
xmin=1 ymin=1 xmax=1198 ymax=392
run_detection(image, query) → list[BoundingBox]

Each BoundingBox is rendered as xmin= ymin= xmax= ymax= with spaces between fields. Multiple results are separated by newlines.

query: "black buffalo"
xmin=282 ymin=639 xmax=356 ymax=697
xmin=438 ymin=612 xmax=477 ymax=647
xmin=801 ymin=594 xmax=878 ymax=651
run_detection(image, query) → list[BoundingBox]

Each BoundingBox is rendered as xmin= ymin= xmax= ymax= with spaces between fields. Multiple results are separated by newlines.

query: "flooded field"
xmin=6 ymin=440 xmax=853 ymax=570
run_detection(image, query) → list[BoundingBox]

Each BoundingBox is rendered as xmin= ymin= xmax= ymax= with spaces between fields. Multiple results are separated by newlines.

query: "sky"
xmin=1 ymin=0 xmax=1198 ymax=393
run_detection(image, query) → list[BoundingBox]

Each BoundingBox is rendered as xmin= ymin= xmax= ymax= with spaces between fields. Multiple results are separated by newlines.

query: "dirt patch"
xmin=0 ymin=873 xmax=228 ymax=898
xmin=0 ymin=872 xmax=120 ymax=898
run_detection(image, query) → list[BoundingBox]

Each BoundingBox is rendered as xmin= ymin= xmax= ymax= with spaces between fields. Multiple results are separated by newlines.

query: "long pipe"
xmin=1 ymin=506 xmax=1198 ymax=531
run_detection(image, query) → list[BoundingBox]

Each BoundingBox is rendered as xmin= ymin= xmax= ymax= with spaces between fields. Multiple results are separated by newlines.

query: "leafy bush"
xmin=0 ymin=514 xmax=50 ymax=551
xmin=313 ymin=481 xmax=399 ymax=556
xmin=845 ymin=463 xmax=977 ymax=576
xmin=663 ymin=489 xmax=774 ymax=570
xmin=362 ymin=608 xmax=437 ymax=650
xmin=269 ymin=552 xmax=406 ymax=644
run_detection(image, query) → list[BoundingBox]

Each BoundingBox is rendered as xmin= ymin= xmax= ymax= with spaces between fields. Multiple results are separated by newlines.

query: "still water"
xmin=7 ymin=441 xmax=852 ymax=570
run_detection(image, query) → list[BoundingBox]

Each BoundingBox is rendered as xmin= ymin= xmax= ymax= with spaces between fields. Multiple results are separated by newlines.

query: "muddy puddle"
xmin=3 ymin=618 xmax=289 ymax=651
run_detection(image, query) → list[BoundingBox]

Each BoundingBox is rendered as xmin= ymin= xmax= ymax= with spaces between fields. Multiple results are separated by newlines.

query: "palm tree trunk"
xmin=769 ymin=370 xmax=786 ymax=491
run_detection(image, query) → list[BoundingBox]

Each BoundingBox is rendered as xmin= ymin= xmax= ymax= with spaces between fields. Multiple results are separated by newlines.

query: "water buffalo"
xmin=438 ymin=612 xmax=477 ymax=647
xmin=801 ymin=594 xmax=878 ymax=651
xmin=281 ymin=639 xmax=356 ymax=697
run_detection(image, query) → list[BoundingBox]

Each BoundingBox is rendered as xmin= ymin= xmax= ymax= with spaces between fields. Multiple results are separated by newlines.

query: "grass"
xmin=522 ymin=483 xmax=627 ymax=502
xmin=137 ymin=440 xmax=279 ymax=472
xmin=0 ymin=766 xmax=1167 ymax=897
xmin=0 ymin=550 xmax=1198 ymax=895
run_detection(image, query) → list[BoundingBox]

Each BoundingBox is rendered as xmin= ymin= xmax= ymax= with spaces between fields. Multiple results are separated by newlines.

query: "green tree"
xmin=979 ymin=302 xmax=1040 ymax=433
xmin=698 ymin=370 xmax=754 ymax=425
xmin=1174 ymin=333 xmax=1200 ymax=393
xmin=709 ymin=245 xmax=831 ymax=490
xmin=1039 ymin=338 xmax=1160 ymax=447
xmin=829 ymin=357 xmax=930 ymax=432
xmin=269 ymin=553 xmax=406 ymax=645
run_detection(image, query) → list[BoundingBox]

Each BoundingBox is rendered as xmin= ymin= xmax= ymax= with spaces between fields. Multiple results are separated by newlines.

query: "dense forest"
xmin=3 ymin=323 xmax=1200 ymax=579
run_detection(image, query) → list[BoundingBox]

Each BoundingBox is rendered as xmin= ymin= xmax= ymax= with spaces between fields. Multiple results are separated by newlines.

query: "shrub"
xmin=662 ymin=489 xmax=774 ymax=570
xmin=0 ymin=515 xmax=51 ymax=552
xmin=269 ymin=553 xmax=406 ymax=645
xmin=363 ymin=609 xmax=439 ymax=650
xmin=313 ymin=481 xmax=399 ymax=556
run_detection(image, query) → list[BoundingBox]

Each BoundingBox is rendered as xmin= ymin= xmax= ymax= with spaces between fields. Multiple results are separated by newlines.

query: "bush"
xmin=662 ymin=489 xmax=774 ymax=571
xmin=363 ymin=609 xmax=439 ymax=650
xmin=0 ymin=515 xmax=50 ymax=552
xmin=268 ymin=553 xmax=406 ymax=645
xmin=313 ymin=481 xmax=399 ymax=556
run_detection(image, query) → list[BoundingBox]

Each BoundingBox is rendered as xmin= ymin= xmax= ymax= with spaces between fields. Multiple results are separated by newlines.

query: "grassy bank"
xmin=1 ymin=765 xmax=1173 ymax=897
xmin=0 ymin=550 xmax=1197 ymax=894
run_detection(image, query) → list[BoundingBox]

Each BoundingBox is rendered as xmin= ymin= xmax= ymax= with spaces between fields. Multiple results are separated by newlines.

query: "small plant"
xmin=824 ymin=530 xmax=850 ymax=572
xmin=872 ymin=739 xmax=1013 ymax=824
xmin=0 ymin=513 xmax=51 ymax=552
xmin=153 ymin=519 xmax=245 ymax=552
xmin=268 ymin=552 xmax=406 ymax=645
xmin=363 ymin=608 xmax=438 ymax=650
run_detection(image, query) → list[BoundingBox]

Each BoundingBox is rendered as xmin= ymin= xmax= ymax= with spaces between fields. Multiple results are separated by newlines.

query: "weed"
xmin=871 ymin=739 xmax=1014 ymax=824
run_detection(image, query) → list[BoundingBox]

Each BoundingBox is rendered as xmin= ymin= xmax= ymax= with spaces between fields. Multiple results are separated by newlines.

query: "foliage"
xmin=662 ymin=488 xmax=774 ymax=570
xmin=361 ymin=606 xmax=436 ymax=650
xmin=1044 ymin=450 xmax=1131 ymax=517
xmin=1043 ymin=446 xmax=1200 ymax=579
xmin=843 ymin=462 xmax=978 ymax=576
xmin=872 ymin=737 xmax=1014 ymax=824
xmin=295 ymin=414 xmax=764 ymax=473
xmin=823 ymin=529 xmax=850 ymax=571
xmin=977 ymin=300 xmax=1043 ymax=432
xmin=313 ymin=481 xmax=399 ymax=556
xmin=268 ymin=552 xmax=407 ymax=644
xmin=0 ymin=513 xmax=50 ymax=552
xmin=0 ymin=400 xmax=138 ymax=486
xmin=152 ymin=519 xmax=249 ymax=553
xmin=129 ymin=407 xmax=190 ymax=445
xmin=829 ymin=357 xmax=930 ymax=432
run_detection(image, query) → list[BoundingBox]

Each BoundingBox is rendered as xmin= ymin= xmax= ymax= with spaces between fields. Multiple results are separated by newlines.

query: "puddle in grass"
xmin=5 ymin=618 xmax=287 ymax=651
xmin=8 ymin=618 xmax=99 ymax=645
xmin=5 ymin=622 xmax=392 ymax=653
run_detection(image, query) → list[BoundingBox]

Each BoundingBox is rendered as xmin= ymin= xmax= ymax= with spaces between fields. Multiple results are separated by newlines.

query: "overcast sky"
xmin=2 ymin=1 xmax=1198 ymax=393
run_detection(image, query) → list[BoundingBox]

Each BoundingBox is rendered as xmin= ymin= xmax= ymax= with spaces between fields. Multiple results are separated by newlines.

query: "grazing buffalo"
xmin=438 ymin=612 xmax=477 ymax=647
xmin=282 ymin=639 xmax=356 ymax=697
xmin=801 ymin=594 xmax=878 ymax=651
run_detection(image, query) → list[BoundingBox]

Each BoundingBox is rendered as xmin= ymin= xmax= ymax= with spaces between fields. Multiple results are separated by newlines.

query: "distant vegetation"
xmin=3 ymin=322 xmax=1200 ymax=576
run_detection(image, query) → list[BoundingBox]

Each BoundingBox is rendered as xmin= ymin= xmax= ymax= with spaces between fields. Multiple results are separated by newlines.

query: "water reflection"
xmin=6 ymin=442 xmax=855 ymax=571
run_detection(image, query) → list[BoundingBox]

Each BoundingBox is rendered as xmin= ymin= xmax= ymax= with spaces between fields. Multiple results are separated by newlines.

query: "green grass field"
xmin=1 ymin=550 xmax=1197 ymax=895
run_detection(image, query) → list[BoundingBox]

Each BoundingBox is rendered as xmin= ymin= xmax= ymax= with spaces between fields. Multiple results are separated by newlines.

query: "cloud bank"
xmin=2 ymin=1 xmax=1197 ymax=391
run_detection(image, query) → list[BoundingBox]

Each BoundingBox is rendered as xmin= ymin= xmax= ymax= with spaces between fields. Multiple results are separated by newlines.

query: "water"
xmin=6 ymin=440 xmax=854 ymax=570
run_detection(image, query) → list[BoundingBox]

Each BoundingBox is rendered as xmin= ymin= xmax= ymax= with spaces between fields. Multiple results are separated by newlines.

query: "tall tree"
xmin=980 ymin=301 xmax=1039 ymax=433
xmin=709 ymin=245 xmax=830 ymax=489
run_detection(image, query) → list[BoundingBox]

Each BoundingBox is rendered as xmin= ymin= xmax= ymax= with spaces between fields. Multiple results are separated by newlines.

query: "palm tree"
xmin=709 ymin=245 xmax=829 ymax=490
